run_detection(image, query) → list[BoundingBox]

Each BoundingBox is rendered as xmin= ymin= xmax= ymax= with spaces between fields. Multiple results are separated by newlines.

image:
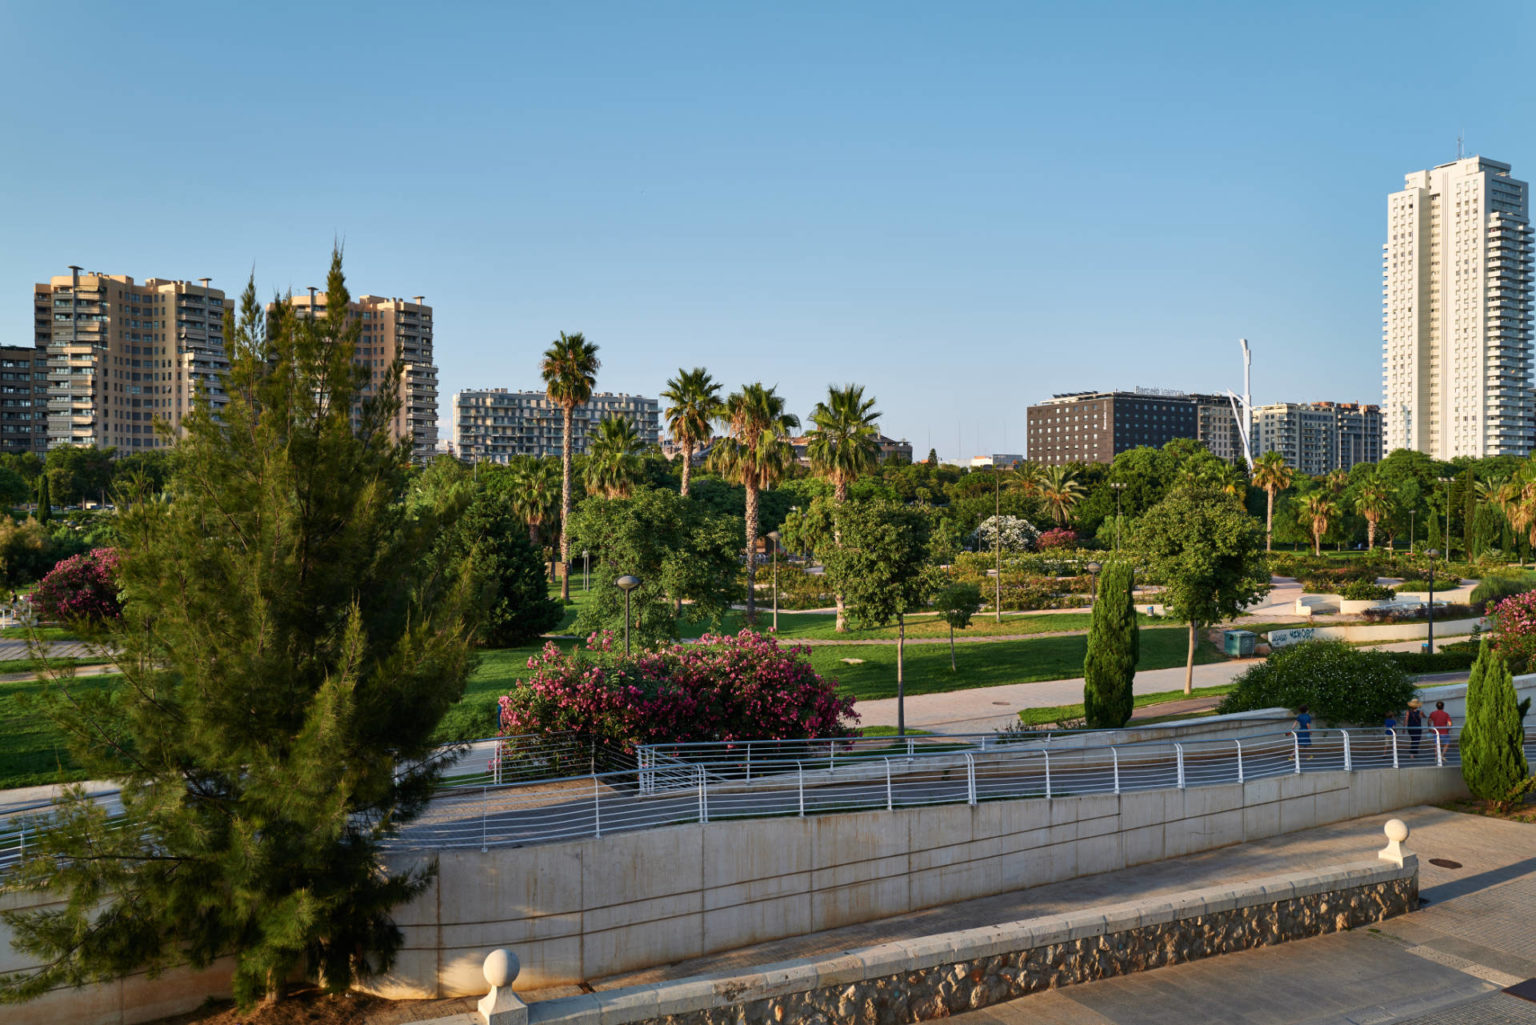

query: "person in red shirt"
xmin=1428 ymin=700 xmax=1453 ymax=759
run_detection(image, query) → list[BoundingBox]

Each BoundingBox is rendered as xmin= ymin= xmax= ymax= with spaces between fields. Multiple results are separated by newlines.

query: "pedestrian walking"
xmin=1429 ymin=700 xmax=1453 ymax=759
xmin=1405 ymin=698 xmax=1424 ymax=759
xmin=1293 ymin=704 xmax=1313 ymax=762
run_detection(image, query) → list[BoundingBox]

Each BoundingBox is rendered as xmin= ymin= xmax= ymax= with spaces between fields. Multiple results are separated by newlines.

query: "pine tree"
xmin=1460 ymin=640 xmax=1530 ymax=805
xmin=0 ymin=251 xmax=479 ymax=1007
xmin=1083 ymin=559 xmax=1139 ymax=728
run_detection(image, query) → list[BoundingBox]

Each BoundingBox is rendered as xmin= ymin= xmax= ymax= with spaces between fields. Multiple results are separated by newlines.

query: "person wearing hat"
xmin=1404 ymin=698 xmax=1424 ymax=759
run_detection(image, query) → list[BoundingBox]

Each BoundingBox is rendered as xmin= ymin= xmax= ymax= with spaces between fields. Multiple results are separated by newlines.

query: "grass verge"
xmin=1015 ymin=682 xmax=1240 ymax=727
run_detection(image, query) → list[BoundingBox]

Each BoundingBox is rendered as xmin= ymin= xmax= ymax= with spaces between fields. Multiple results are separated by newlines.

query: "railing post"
xmin=798 ymin=762 xmax=805 ymax=818
xmin=1390 ymin=729 xmax=1399 ymax=769
xmin=1293 ymin=733 xmax=1302 ymax=774
xmin=965 ymin=753 xmax=977 ymax=806
xmin=1043 ymin=750 xmax=1051 ymax=799
xmin=1435 ymin=731 xmax=1445 ymax=767
xmin=1342 ymin=729 xmax=1352 ymax=772
xmin=885 ymin=757 xmax=893 ymax=811
xmin=1235 ymin=740 xmax=1243 ymax=784
xmin=697 ymin=764 xmax=708 ymax=824
xmin=1111 ymin=746 xmax=1120 ymax=795
xmin=593 ymin=774 xmax=602 ymax=838
xmin=907 ymin=737 xmax=914 ymax=759
xmin=745 ymin=743 xmax=752 ymax=783
xmin=1175 ymin=743 xmax=1186 ymax=789
xmin=481 ymin=785 xmax=488 ymax=853
xmin=830 ymin=739 xmax=836 ymax=772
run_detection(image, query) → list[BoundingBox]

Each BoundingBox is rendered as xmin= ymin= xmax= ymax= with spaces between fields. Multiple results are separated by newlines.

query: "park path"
xmin=945 ymin=809 xmax=1536 ymax=1025
xmin=853 ymin=637 xmax=1462 ymax=734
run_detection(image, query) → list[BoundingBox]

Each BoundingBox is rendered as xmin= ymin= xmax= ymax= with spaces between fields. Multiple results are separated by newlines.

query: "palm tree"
xmin=540 ymin=331 xmax=600 ymax=602
xmin=1009 ymin=461 xmax=1046 ymax=498
xmin=661 ymin=367 xmax=722 ymax=497
xmin=1298 ymin=491 xmax=1337 ymax=556
xmin=584 ymin=416 xmax=644 ymax=499
xmin=1353 ymin=477 xmax=1394 ymax=551
xmin=806 ymin=384 xmax=882 ymax=632
xmin=1251 ymin=451 xmax=1295 ymax=552
xmin=510 ymin=459 xmax=562 ymax=580
xmin=709 ymin=383 xmax=800 ymax=626
xmin=1038 ymin=465 xmax=1085 ymax=527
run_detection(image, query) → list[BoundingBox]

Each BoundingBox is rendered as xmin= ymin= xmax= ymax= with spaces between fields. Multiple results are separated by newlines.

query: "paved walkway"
xmin=946 ymin=810 xmax=1536 ymax=1025
xmin=492 ymin=806 xmax=1532 ymax=1017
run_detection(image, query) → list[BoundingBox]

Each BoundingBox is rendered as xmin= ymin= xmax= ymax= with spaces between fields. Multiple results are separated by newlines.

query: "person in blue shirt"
xmin=1293 ymin=704 xmax=1313 ymax=761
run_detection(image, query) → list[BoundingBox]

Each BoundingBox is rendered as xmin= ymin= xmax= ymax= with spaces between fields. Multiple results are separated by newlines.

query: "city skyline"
xmin=3 ymin=3 xmax=1532 ymax=460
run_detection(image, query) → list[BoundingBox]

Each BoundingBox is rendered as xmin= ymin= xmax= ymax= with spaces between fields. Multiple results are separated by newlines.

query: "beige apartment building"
xmin=281 ymin=291 xmax=439 ymax=462
xmin=32 ymin=268 xmax=229 ymax=452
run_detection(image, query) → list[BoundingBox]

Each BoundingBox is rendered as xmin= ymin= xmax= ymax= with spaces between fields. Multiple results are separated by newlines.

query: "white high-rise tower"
xmin=1382 ymin=156 xmax=1534 ymax=459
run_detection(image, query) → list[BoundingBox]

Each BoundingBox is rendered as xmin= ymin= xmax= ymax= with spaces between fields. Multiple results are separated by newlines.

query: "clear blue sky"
xmin=2 ymin=1 xmax=1530 ymax=460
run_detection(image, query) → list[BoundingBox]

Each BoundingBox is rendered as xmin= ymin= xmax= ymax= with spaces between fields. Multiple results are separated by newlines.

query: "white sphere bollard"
xmin=479 ymin=948 xmax=527 ymax=1025
xmin=483 ymin=948 xmax=520 ymax=989
xmin=1379 ymin=818 xmax=1411 ymax=868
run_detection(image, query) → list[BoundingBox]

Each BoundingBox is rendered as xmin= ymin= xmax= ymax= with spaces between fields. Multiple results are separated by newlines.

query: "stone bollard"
xmin=1378 ymin=818 xmax=1411 ymax=868
xmin=478 ymin=948 xmax=528 ymax=1025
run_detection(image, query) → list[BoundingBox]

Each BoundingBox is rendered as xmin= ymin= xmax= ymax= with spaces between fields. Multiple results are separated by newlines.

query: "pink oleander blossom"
xmin=496 ymin=629 xmax=858 ymax=754
xmin=1491 ymin=591 xmax=1536 ymax=672
xmin=32 ymin=547 xmax=122 ymax=624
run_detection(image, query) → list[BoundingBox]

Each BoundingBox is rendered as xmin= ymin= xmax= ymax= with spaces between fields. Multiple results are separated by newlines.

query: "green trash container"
xmin=1223 ymin=630 xmax=1257 ymax=657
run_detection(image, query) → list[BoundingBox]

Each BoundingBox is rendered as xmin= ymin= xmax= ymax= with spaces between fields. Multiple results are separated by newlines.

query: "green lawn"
xmin=0 ymin=674 xmax=117 ymax=788
xmin=804 ymin=627 xmax=1224 ymax=702
xmin=1016 ymin=682 xmax=1239 ymax=726
xmin=0 ymin=626 xmax=80 ymax=642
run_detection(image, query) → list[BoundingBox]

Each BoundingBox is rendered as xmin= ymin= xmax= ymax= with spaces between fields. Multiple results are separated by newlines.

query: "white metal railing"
xmin=8 ymin=726 xmax=1529 ymax=867
xmin=373 ymin=724 xmax=1527 ymax=853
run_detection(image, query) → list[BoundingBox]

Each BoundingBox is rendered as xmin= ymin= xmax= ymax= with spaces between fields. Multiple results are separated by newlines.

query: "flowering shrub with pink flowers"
xmin=497 ymin=629 xmax=858 ymax=755
xmin=1490 ymin=590 xmax=1536 ymax=672
xmin=1035 ymin=528 xmax=1079 ymax=550
xmin=32 ymin=547 xmax=122 ymax=625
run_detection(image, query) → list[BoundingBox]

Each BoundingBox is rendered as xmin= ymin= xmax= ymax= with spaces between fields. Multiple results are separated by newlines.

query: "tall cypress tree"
xmin=1084 ymin=559 xmax=1139 ymax=728
xmin=1461 ymin=640 xmax=1530 ymax=804
xmin=1 ymin=251 xmax=479 ymax=1007
xmin=34 ymin=473 xmax=49 ymax=525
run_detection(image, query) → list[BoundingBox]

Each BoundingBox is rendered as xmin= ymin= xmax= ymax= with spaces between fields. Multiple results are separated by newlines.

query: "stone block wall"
xmin=526 ymin=859 xmax=1417 ymax=1025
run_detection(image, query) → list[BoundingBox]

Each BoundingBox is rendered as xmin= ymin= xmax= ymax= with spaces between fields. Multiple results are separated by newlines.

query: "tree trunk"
xmin=949 ymin=622 xmax=956 ymax=671
xmin=897 ymin=612 xmax=906 ymax=735
xmin=1313 ymin=527 xmax=1321 ymax=556
xmin=1184 ymin=620 xmax=1197 ymax=696
xmin=680 ymin=441 xmax=693 ymax=497
xmin=560 ymin=406 xmax=573 ymax=602
xmin=1367 ymin=517 xmax=1376 ymax=551
xmin=1265 ymin=487 xmax=1275 ymax=552
xmin=744 ymin=482 xmax=759 ymax=626
xmin=834 ymin=478 xmax=848 ymax=632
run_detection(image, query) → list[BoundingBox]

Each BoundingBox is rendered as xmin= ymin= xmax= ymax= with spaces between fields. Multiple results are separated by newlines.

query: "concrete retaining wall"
xmin=524 ymin=858 xmax=1418 ymax=1025
xmin=368 ymin=765 xmax=1468 ymax=999
xmin=1268 ymin=616 xmax=1485 ymax=648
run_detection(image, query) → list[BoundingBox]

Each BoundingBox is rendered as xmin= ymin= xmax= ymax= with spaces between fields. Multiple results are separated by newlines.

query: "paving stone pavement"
xmin=944 ymin=811 xmax=1536 ymax=1025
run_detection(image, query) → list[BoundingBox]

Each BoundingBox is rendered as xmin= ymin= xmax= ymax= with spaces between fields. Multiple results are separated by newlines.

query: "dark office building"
xmin=0 ymin=345 xmax=45 ymax=456
xmin=1026 ymin=389 xmax=1205 ymax=465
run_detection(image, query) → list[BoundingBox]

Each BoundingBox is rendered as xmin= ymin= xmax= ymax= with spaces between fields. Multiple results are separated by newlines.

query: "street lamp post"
xmin=1110 ymin=483 xmax=1127 ymax=552
xmin=766 ymin=530 xmax=781 ymax=633
xmin=1409 ymin=509 xmax=1415 ymax=555
xmin=616 ymin=574 xmax=641 ymax=655
xmin=583 ymin=549 xmax=590 ymax=593
xmin=1086 ymin=560 xmax=1102 ymax=603
xmin=1436 ymin=477 xmax=1453 ymax=561
xmin=1425 ymin=549 xmax=1439 ymax=655
xmin=994 ymin=473 xmax=1002 ymax=624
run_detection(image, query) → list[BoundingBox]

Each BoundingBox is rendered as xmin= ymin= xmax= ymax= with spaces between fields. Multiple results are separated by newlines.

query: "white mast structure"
xmin=1226 ymin=338 xmax=1255 ymax=469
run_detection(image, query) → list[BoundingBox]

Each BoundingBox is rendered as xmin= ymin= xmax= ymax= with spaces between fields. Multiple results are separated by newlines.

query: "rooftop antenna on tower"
xmin=1225 ymin=338 xmax=1255 ymax=470
xmin=1458 ymin=131 xmax=1464 ymax=160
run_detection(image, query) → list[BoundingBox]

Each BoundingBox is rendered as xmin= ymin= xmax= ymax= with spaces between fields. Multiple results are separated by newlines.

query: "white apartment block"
xmin=1251 ymin=402 xmax=1382 ymax=477
xmin=454 ymin=389 xmax=660 ymax=463
xmin=1383 ymin=156 xmax=1534 ymax=459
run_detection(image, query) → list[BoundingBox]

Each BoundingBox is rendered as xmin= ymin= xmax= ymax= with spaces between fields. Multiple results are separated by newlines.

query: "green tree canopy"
xmin=1460 ymin=641 xmax=1530 ymax=804
xmin=821 ymin=498 xmax=940 ymax=733
xmin=569 ymin=486 xmax=743 ymax=647
xmin=1131 ymin=483 xmax=1269 ymax=694
xmin=0 ymin=252 xmax=480 ymax=1007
